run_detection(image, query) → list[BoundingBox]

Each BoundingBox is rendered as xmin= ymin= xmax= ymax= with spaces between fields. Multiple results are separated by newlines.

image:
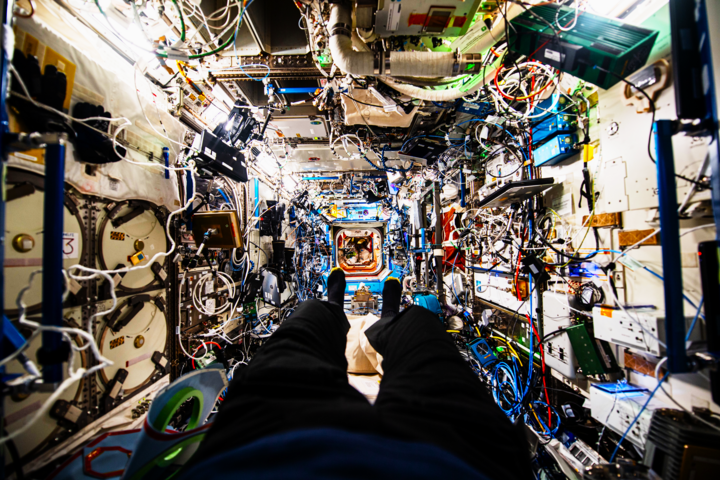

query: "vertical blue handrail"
xmin=41 ymin=139 xmax=67 ymax=383
xmin=163 ymin=146 xmax=169 ymax=179
xmin=654 ymin=120 xmax=688 ymax=373
xmin=0 ymin=4 xmax=13 ymax=468
xmin=0 ymin=0 xmax=14 ymax=376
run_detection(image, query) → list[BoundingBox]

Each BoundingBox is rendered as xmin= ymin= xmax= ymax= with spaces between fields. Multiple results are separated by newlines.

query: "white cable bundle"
xmin=192 ymin=271 xmax=237 ymax=315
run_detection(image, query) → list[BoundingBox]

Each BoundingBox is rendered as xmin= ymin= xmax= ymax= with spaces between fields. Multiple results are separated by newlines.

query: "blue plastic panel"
xmin=457 ymin=101 xmax=494 ymax=117
xmin=332 ymin=204 xmax=384 ymax=222
xmin=413 ymin=294 xmax=443 ymax=315
xmin=534 ymin=134 xmax=578 ymax=167
xmin=532 ymin=113 xmax=577 ymax=145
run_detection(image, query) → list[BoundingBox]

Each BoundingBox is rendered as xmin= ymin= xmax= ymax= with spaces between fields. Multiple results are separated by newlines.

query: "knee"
xmin=286 ymin=299 xmax=348 ymax=329
xmin=399 ymin=305 xmax=443 ymax=325
xmin=291 ymin=299 xmax=329 ymax=317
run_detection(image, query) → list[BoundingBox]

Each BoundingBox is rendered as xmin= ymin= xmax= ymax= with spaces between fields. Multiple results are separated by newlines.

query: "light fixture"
xmin=283 ymin=175 xmax=298 ymax=191
xmin=211 ymin=85 xmax=234 ymax=112
xmin=584 ymin=0 xmax=632 ymax=17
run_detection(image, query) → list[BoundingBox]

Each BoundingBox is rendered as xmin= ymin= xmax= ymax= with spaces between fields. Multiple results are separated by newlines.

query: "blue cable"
xmin=456 ymin=118 xmax=529 ymax=161
xmin=686 ymin=297 xmax=704 ymax=341
xmin=643 ymin=267 xmax=706 ymax=320
xmin=491 ymin=356 xmax=525 ymax=420
xmin=609 ymin=375 xmax=668 ymax=462
xmin=238 ymin=63 xmax=270 ymax=82
xmin=380 ymin=146 xmax=413 ymax=173
xmin=525 ymin=248 xmax=534 ymax=396
xmin=492 ymin=362 xmax=519 ymax=415
xmin=400 ymin=134 xmax=465 ymax=152
xmin=426 ymin=134 xmax=465 ymax=141
xmin=233 ymin=0 xmax=269 ymax=82
xmin=217 ymin=188 xmax=231 ymax=205
xmin=531 ymin=401 xmax=561 ymax=437
xmin=362 ymin=154 xmax=385 ymax=171
xmin=584 ymin=249 xmax=623 ymax=256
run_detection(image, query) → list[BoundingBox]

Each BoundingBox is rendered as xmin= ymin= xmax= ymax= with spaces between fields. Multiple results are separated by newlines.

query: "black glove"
xmin=72 ymin=102 xmax=127 ymax=164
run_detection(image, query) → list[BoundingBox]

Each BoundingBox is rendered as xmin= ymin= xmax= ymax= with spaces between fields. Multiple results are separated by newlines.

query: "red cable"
xmin=515 ymin=252 xmax=523 ymax=299
xmin=494 ymin=64 xmax=556 ymax=101
xmin=514 ymin=227 xmax=528 ymax=300
xmin=526 ymin=39 xmax=552 ymax=63
xmin=528 ymin=317 xmax=551 ymax=429
xmin=191 ymin=341 xmax=222 ymax=370
xmin=495 ymin=5 xmax=579 ymax=108
xmin=525 ymin=71 xmax=549 ymax=428
xmin=515 ymin=237 xmax=551 ymax=428
xmin=525 ymin=13 xmax=578 ymax=63
xmin=528 ymin=76 xmax=535 ymax=172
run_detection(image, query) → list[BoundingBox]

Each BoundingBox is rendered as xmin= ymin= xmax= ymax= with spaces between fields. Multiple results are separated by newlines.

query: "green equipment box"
xmin=509 ymin=4 xmax=658 ymax=89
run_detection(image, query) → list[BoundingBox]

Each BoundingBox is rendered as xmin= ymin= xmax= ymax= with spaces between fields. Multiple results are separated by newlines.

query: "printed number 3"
xmin=64 ymin=238 xmax=74 ymax=256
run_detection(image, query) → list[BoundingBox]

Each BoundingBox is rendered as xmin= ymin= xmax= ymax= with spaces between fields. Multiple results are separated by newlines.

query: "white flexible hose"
xmin=328 ymin=2 xmax=520 ymax=79
xmin=378 ymin=75 xmax=490 ymax=102
xmin=328 ymin=3 xmax=373 ymax=75
xmin=371 ymin=3 xmax=525 ymax=100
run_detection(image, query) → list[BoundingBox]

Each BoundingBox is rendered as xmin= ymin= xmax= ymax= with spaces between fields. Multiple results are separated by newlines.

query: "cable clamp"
xmin=371 ymin=52 xmax=391 ymax=75
xmin=330 ymin=22 xmax=351 ymax=38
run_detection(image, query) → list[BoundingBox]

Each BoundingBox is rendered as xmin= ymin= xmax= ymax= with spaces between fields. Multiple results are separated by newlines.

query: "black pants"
xmin=191 ymin=300 xmax=532 ymax=479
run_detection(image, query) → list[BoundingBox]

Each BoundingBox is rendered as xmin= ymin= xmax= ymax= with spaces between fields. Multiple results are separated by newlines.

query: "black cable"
xmin=511 ymin=0 xmax=561 ymax=39
xmin=484 ymin=145 xmax=525 ymax=179
xmin=530 ymin=225 xmax=599 ymax=265
xmin=497 ymin=1 xmax=561 ymax=105
xmin=498 ymin=2 xmax=526 ymax=104
xmin=506 ymin=282 xmax=540 ymax=348
xmin=541 ymin=328 xmax=568 ymax=344
xmin=591 ymin=64 xmax=708 ymax=189
xmin=341 ymin=93 xmax=385 ymax=109
xmin=161 ymin=71 xmax=180 ymax=88
xmin=248 ymin=241 xmax=270 ymax=265
xmin=4 ymin=429 xmax=25 ymax=480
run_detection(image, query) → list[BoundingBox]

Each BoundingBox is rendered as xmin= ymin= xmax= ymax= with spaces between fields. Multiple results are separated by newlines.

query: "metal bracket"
xmin=81 ymin=196 xmax=100 ymax=415
xmin=2 ymin=132 xmax=68 ymax=154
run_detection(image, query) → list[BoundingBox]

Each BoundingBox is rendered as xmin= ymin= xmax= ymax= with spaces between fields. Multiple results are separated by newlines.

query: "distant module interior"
xmin=335 ymin=227 xmax=383 ymax=276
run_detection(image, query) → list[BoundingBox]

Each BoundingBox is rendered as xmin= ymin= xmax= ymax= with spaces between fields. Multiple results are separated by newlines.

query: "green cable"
xmin=94 ymin=0 xmax=106 ymax=16
xmin=171 ymin=0 xmax=186 ymax=42
xmin=158 ymin=16 xmax=238 ymax=59
xmin=95 ymin=0 xmax=189 ymax=56
xmin=96 ymin=0 xmax=234 ymax=60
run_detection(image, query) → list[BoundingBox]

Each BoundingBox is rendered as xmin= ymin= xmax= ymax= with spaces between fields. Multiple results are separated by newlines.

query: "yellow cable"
xmin=529 ymin=404 xmax=547 ymax=433
xmin=561 ymin=170 xmax=595 ymax=268
xmin=176 ymin=61 xmax=189 ymax=82
xmin=490 ymin=336 xmax=523 ymax=367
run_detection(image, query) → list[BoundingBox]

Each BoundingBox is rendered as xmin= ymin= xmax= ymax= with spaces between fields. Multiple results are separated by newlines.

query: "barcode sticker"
xmin=205 ymin=298 xmax=216 ymax=314
xmin=545 ymin=49 xmax=563 ymax=63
